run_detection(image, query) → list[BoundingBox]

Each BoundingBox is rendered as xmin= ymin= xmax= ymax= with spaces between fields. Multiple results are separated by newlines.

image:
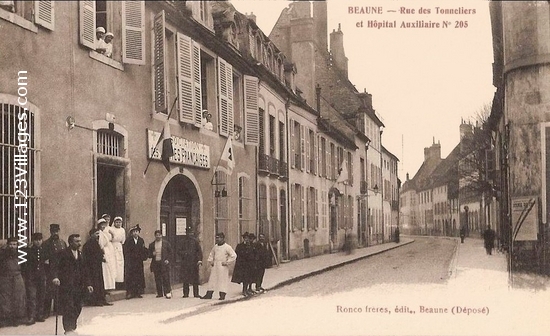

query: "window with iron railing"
xmin=96 ymin=129 xmax=124 ymax=157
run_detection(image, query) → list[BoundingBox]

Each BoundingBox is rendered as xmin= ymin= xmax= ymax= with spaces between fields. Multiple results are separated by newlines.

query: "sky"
xmin=230 ymin=0 xmax=495 ymax=182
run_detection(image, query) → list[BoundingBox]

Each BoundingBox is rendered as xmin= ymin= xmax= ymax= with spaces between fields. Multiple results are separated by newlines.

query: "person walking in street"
xmin=109 ymin=216 xmax=126 ymax=289
xmin=21 ymin=232 xmax=47 ymax=324
xmin=483 ymin=225 xmax=496 ymax=255
xmin=0 ymin=237 xmax=27 ymax=327
xmin=148 ymin=230 xmax=172 ymax=299
xmin=97 ymin=218 xmax=116 ymax=291
xmin=254 ymin=233 xmax=272 ymax=293
xmin=123 ymin=225 xmax=148 ymax=299
xmin=178 ymin=227 xmax=202 ymax=298
xmin=459 ymin=225 xmax=466 ymax=244
xmin=42 ymin=223 xmax=67 ymax=318
xmin=51 ymin=234 xmax=94 ymax=335
xmin=231 ymin=232 xmax=255 ymax=297
xmin=82 ymin=229 xmax=111 ymax=306
xmin=394 ymin=226 xmax=400 ymax=243
xmin=201 ymin=232 xmax=236 ymax=301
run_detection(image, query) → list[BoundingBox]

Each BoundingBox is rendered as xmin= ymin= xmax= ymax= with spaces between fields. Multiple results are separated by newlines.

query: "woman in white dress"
xmin=97 ymin=218 xmax=116 ymax=290
xmin=109 ymin=216 xmax=126 ymax=286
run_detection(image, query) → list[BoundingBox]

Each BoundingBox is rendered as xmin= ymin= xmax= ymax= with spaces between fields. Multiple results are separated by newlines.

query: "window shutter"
xmin=153 ymin=10 xmax=167 ymax=113
xmin=314 ymin=134 xmax=318 ymax=175
xmin=122 ymin=1 xmax=145 ymax=65
xmin=192 ymin=41 xmax=203 ymax=126
xmin=35 ymin=1 xmax=54 ymax=31
xmin=305 ymin=128 xmax=310 ymax=173
xmin=244 ymin=75 xmax=259 ymax=146
xmin=176 ymin=32 xmax=193 ymax=123
xmin=300 ymin=185 xmax=305 ymax=230
xmin=79 ymin=1 xmax=95 ymax=49
xmin=291 ymin=184 xmax=296 ymax=231
xmin=218 ymin=57 xmax=233 ymax=137
xmin=315 ymin=188 xmax=319 ymax=229
xmin=290 ymin=119 xmax=295 ymax=168
xmin=300 ymin=125 xmax=305 ymax=171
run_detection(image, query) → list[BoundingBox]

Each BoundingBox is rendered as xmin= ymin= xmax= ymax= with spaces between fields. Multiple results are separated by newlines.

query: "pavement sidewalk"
xmin=3 ymin=238 xmax=414 ymax=335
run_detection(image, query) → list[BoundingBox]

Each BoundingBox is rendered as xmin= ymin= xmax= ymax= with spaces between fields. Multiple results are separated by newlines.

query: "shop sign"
xmin=511 ymin=197 xmax=538 ymax=241
xmin=147 ymin=129 xmax=210 ymax=169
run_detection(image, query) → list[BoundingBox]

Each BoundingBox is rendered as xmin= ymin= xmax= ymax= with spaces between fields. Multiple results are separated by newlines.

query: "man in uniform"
xmin=22 ymin=232 xmax=47 ymax=324
xmin=42 ymin=223 xmax=67 ymax=318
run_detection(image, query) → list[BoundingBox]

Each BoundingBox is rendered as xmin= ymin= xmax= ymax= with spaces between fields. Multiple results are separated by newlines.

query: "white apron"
xmin=206 ymin=243 xmax=236 ymax=293
xmin=109 ymin=226 xmax=126 ymax=282
xmin=99 ymin=229 xmax=116 ymax=290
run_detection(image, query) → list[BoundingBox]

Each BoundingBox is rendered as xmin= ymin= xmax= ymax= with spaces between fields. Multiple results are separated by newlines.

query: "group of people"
xmin=95 ymin=26 xmax=114 ymax=58
xmin=231 ymin=232 xmax=272 ymax=297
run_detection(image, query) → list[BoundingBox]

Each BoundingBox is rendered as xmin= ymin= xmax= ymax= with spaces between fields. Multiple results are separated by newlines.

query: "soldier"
xmin=22 ymin=232 xmax=47 ymax=324
xmin=178 ymin=227 xmax=202 ymax=298
xmin=42 ymin=223 xmax=67 ymax=318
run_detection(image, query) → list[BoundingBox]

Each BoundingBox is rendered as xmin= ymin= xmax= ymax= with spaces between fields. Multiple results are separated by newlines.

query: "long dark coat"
xmin=483 ymin=228 xmax=495 ymax=249
xmin=231 ymin=242 xmax=255 ymax=284
xmin=124 ymin=236 xmax=148 ymax=294
xmin=0 ymin=246 xmax=26 ymax=321
xmin=178 ymin=236 xmax=202 ymax=284
xmin=82 ymin=238 xmax=105 ymax=304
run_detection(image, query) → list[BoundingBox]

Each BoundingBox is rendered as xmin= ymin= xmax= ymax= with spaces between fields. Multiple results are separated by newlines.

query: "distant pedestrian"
xmin=483 ymin=226 xmax=496 ymax=255
xmin=254 ymin=233 xmax=272 ymax=293
xmin=123 ymin=225 xmax=148 ymax=299
xmin=21 ymin=232 xmax=47 ymax=324
xmin=0 ymin=237 xmax=27 ymax=327
xmin=42 ymin=223 xmax=67 ymax=318
xmin=148 ymin=230 xmax=172 ymax=299
xmin=178 ymin=227 xmax=202 ymax=298
xmin=231 ymin=232 xmax=255 ymax=297
xmin=97 ymin=218 xmax=116 ymax=291
xmin=109 ymin=216 xmax=126 ymax=289
xmin=394 ymin=227 xmax=400 ymax=243
xmin=459 ymin=225 xmax=466 ymax=244
xmin=201 ymin=233 xmax=236 ymax=300
xmin=82 ymin=229 xmax=111 ymax=306
xmin=51 ymin=234 xmax=94 ymax=335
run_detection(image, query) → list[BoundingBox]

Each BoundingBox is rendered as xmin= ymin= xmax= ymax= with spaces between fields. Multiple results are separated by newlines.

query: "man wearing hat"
xmin=95 ymin=26 xmax=107 ymax=54
xmin=0 ymin=237 xmax=26 ymax=327
xmin=123 ymin=225 xmax=148 ymax=299
xmin=82 ymin=229 xmax=109 ymax=306
xmin=177 ymin=226 xmax=202 ymax=298
xmin=104 ymin=32 xmax=114 ymax=58
xmin=231 ymin=232 xmax=255 ymax=297
xmin=42 ymin=223 xmax=67 ymax=318
xmin=21 ymin=232 xmax=47 ymax=324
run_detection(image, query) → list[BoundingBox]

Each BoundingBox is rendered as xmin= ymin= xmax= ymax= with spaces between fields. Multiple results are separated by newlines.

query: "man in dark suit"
xmin=148 ymin=230 xmax=172 ymax=299
xmin=42 ymin=223 xmax=67 ymax=318
xmin=51 ymin=234 xmax=93 ymax=334
xmin=254 ymin=233 xmax=272 ymax=293
xmin=21 ymin=232 xmax=47 ymax=324
xmin=123 ymin=225 xmax=148 ymax=299
xmin=178 ymin=227 xmax=202 ymax=298
xmin=82 ymin=229 xmax=111 ymax=306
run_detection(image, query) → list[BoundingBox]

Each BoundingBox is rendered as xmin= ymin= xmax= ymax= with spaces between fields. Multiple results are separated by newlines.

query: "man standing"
xmin=42 ymin=223 xmax=67 ymax=318
xmin=0 ymin=237 xmax=26 ymax=327
xmin=148 ymin=230 xmax=172 ymax=299
xmin=109 ymin=217 xmax=126 ymax=289
xmin=178 ymin=227 xmax=202 ymax=298
xmin=21 ymin=233 xmax=47 ymax=324
xmin=254 ymin=233 xmax=272 ymax=293
xmin=52 ymin=234 xmax=93 ymax=335
xmin=483 ymin=226 xmax=496 ymax=255
xmin=201 ymin=233 xmax=236 ymax=301
xmin=231 ymin=232 xmax=254 ymax=297
xmin=82 ymin=229 xmax=110 ymax=306
xmin=123 ymin=225 xmax=148 ymax=299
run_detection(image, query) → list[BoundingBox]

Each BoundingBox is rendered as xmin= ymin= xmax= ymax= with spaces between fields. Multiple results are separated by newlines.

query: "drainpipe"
xmin=285 ymin=97 xmax=291 ymax=261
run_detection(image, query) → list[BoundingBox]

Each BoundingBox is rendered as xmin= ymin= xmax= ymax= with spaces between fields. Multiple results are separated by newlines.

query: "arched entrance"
xmin=160 ymin=174 xmax=200 ymax=284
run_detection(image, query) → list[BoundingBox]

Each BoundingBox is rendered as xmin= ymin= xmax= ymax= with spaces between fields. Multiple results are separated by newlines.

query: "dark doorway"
xmin=160 ymin=175 xmax=200 ymax=284
xmin=97 ymin=163 xmax=125 ymax=225
xmin=280 ymin=189 xmax=287 ymax=260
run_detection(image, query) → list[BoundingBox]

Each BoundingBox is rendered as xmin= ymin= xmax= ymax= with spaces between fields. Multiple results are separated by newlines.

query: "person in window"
xmin=202 ymin=110 xmax=213 ymax=131
xmin=104 ymin=32 xmax=114 ymax=58
xmin=95 ymin=27 xmax=107 ymax=54
xmin=0 ymin=1 xmax=14 ymax=12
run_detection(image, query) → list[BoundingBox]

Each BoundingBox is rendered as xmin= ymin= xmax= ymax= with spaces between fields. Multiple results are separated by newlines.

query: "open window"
xmin=0 ymin=1 xmax=54 ymax=32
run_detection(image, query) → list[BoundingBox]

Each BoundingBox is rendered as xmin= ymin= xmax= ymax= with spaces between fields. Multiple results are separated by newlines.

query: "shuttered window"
xmin=35 ymin=0 xmax=54 ymax=30
xmin=79 ymin=1 xmax=96 ymax=49
xmin=122 ymin=1 xmax=145 ymax=65
xmin=176 ymin=32 xmax=193 ymax=123
xmin=238 ymin=175 xmax=253 ymax=235
xmin=218 ymin=58 xmax=233 ymax=137
xmin=244 ymin=75 xmax=259 ymax=146
xmin=153 ymin=11 xmax=167 ymax=113
xmin=192 ymin=42 xmax=202 ymax=126
xmin=259 ymin=183 xmax=268 ymax=235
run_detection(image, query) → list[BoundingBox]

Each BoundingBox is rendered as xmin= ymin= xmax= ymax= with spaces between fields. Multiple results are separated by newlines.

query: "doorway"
xmin=160 ymin=174 xmax=200 ymax=284
xmin=97 ymin=163 xmax=125 ymax=225
xmin=280 ymin=189 xmax=287 ymax=260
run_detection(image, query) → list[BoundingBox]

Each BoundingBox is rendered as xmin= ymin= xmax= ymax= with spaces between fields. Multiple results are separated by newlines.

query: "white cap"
xmin=96 ymin=27 xmax=106 ymax=33
xmin=105 ymin=32 xmax=114 ymax=37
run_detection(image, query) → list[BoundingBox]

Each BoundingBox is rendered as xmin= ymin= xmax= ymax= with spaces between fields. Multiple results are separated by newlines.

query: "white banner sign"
xmin=147 ymin=129 xmax=210 ymax=169
xmin=511 ymin=197 xmax=538 ymax=241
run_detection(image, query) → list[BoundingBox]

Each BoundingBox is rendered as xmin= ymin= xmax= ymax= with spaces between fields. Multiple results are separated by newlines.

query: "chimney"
xmin=290 ymin=1 xmax=311 ymax=19
xmin=406 ymin=173 xmax=410 ymax=181
xmin=357 ymin=89 xmax=373 ymax=109
xmin=330 ymin=24 xmax=348 ymax=78
xmin=313 ymin=0 xmax=328 ymax=52
xmin=424 ymin=142 xmax=441 ymax=162
xmin=247 ymin=12 xmax=256 ymax=23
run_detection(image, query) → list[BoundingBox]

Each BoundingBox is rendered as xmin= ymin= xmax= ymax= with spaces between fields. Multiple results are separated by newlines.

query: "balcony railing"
xmin=259 ymin=153 xmax=269 ymax=174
